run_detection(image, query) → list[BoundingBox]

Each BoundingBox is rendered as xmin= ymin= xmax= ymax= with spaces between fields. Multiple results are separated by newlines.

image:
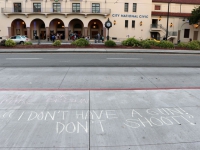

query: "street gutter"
xmin=0 ymin=49 xmax=200 ymax=55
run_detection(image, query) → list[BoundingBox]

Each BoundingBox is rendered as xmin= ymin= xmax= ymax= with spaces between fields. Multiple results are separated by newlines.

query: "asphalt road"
xmin=0 ymin=53 xmax=200 ymax=67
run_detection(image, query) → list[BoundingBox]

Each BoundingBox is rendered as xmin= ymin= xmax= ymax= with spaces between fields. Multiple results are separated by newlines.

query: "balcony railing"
xmin=150 ymin=24 xmax=169 ymax=32
xmin=2 ymin=7 xmax=111 ymax=14
xmin=168 ymin=31 xmax=177 ymax=36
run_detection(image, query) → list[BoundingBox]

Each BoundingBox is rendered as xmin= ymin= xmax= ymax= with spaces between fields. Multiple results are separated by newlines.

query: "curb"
xmin=0 ymin=50 xmax=200 ymax=54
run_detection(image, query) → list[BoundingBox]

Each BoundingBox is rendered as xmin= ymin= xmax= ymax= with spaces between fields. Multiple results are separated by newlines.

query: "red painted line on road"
xmin=0 ymin=87 xmax=200 ymax=91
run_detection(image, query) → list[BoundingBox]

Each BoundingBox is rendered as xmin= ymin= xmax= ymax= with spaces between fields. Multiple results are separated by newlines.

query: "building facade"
xmin=152 ymin=0 xmax=200 ymax=43
xmin=0 ymin=0 xmax=200 ymax=43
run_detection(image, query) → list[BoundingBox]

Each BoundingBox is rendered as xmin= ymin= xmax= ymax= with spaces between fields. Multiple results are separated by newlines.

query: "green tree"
xmin=188 ymin=6 xmax=200 ymax=24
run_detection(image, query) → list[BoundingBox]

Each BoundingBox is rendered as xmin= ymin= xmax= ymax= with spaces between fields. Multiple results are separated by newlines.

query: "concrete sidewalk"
xmin=0 ymin=89 xmax=200 ymax=149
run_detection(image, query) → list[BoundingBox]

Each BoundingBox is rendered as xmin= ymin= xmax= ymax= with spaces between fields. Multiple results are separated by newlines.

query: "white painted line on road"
xmin=106 ymin=58 xmax=143 ymax=60
xmin=59 ymin=60 xmax=70 ymax=62
xmin=6 ymin=58 xmax=43 ymax=60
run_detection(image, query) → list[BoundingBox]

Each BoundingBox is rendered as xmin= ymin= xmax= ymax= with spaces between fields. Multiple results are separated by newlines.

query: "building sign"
xmin=112 ymin=14 xmax=148 ymax=18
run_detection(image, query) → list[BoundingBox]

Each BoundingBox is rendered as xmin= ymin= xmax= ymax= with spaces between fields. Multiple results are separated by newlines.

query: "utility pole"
xmin=166 ymin=0 xmax=173 ymax=40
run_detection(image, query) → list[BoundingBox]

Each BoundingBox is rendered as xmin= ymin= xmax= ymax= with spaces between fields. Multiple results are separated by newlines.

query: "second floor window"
xmin=155 ymin=5 xmax=161 ymax=10
xmin=14 ymin=3 xmax=21 ymax=12
xmin=72 ymin=3 xmax=80 ymax=12
xmin=33 ymin=3 xmax=41 ymax=12
xmin=53 ymin=3 xmax=61 ymax=12
xmin=133 ymin=3 xmax=137 ymax=12
xmin=125 ymin=20 xmax=128 ymax=28
xmin=92 ymin=3 xmax=100 ymax=13
xmin=124 ymin=3 xmax=128 ymax=12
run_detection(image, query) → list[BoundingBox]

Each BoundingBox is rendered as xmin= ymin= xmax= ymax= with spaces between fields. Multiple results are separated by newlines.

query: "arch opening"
xmin=30 ymin=19 xmax=46 ymax=40
xmin=49 ymin=19 xmax=65 ymax=40
xmin=11 ymin=19 xmax=26 ymax=37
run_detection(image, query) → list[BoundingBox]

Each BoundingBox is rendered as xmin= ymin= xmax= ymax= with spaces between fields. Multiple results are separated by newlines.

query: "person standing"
xmin=52 ymin=34 xmax=55 ymax=43
xmin=97 ymin=33 xmax=100 ymax=43
xmin=56 ymin=33 xmax=59 ymax=40
xmin=101 ymin=36 xmax=104 ymax=42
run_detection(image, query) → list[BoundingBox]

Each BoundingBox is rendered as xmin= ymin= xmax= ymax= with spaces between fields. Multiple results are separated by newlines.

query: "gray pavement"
xmin=1 ymin=53 xmax=200 ymax=67
xmin=0 ymin=89 xmax=200 ymax=149
xmin=0 ymin=48 xmax=200 ymax=54
xmin=0 ymin=67 xmax=200 ymax=89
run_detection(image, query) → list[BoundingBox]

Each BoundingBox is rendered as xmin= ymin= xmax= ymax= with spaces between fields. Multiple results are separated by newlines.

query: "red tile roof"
xmin=152 ymin=0 xmax=200 ymax=4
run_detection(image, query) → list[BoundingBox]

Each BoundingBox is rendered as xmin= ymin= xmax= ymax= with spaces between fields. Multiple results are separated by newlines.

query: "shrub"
xmin=141 ymin=40 xmax=151 ymax=48
xmin=187 ymin=41 xmax=200 ymax=50
xmin=177 ymin=42 xmax=187 ymax=48
xmin=53 ymin=40 xmax=61 ymax=46
xmin=5 ymin=39 xmax=16 ymax=47
xmin=121 ymin=37 xmax=141 ymax=47
xmin=0 ymin=39 xmax=6 ymax=46
xmin=71 ymin=38 xmax=89 ymax=47
xmin=105 ymin=40 xmax=116 ymax=47
xmin=24 ymin=41 xmax=33 ymax=45
xmin=158 ymin=40 xmax=174 ymax=49
xmin=147 ymin=40 xmax=159 ymax=46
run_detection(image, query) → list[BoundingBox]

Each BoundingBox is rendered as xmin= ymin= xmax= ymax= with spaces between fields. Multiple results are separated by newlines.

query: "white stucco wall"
xmin=0 ymin=0 xmax=200 ymax=42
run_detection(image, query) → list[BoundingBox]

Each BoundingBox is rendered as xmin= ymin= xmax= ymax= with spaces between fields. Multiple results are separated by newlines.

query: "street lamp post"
xmin=105 ymin=18 xmax=112 ymax=41
xmin=166 ymin=0 xmax=173 ymax=40
xmin=107 ymin=28 xmax=110 ymax=41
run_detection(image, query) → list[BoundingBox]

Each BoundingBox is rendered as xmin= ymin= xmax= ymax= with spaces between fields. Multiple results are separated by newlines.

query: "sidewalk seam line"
xmin=58 ymin=67 xmax=70 ymax=89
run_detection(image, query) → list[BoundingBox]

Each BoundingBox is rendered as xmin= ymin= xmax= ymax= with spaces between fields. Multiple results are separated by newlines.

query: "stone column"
xmin=103 ymin=27 xmax=106 ymax=40
xmin=84 ymin=27 xmax=88 ymax=37
xmin=8 ymin=27 xmax=12 ymax=38
xmin=65 ymin=27 xmax=69 ymax=41
xmin=46 ymin=27 xmax=49 ymax=41
xmin=26 ymin=27 xmax=30 ymax=39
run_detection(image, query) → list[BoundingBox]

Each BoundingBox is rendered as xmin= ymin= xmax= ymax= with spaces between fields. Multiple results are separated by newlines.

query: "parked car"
xmin=0 ymin=39 xmax=6 ymax=46
xmin=22 ymin=35 xmax=28 ymax=38
xmin=0 ymin=37 xmax=7 ymax=46
xmin=9 ymin=35 xmax=30 ymax=44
